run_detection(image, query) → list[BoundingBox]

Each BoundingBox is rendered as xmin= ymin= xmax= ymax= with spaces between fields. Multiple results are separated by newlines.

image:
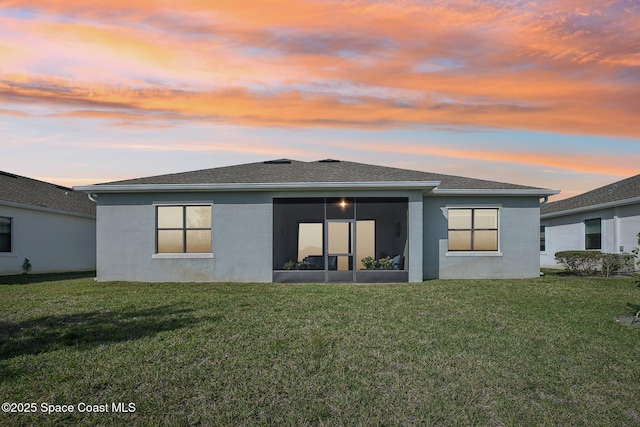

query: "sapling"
xmin=22 ymin=258 xmax=32 ymax=274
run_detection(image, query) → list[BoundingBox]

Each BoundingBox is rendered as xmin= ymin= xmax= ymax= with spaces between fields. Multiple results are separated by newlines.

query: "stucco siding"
xmin=617 ymin=204 xmax=640 ymax=254
xmin=95 ymin=192 xmax=272 ymax=282
xmin=424 ymin=196 xmax=541 ymax=279
xmin=95 ymin=190 xmax=544 ymax=282
xmin=540 ymin=203 xmax=640 ymax=268
xmin=0 ymin=205 xmax=96 ymax=275
xmin=96 ymin=189 xmax=426 ymax=283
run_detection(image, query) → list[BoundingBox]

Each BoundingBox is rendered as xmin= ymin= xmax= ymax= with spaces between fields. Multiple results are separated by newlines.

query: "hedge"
xmin=554 ymin=250 xmax=635 ymax=277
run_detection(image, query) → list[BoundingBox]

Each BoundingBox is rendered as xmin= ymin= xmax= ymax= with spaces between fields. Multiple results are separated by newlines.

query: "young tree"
xmin=633 ymin=232 xmax=640 ymax=286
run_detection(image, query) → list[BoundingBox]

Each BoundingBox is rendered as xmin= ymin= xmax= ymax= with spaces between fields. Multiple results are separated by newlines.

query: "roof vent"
xmin=263 ymin=159 xmax=292 ymax=165
xmin=319 ymin=159 xmax=340 ymax=163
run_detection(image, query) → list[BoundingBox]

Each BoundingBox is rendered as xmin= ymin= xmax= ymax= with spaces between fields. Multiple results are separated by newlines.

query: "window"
xmin=448 ymin=208 xmax=498 ymax=251
xmin=585 ymin=218 xmax=601 ymax=250
xmin=298 ymin=223 xmax=323 ymax=266
xmin=355 ymin=220 xmax=375 ymax=270
xmin=157 ymin=206 xmax=211 ymax=253
xmin=540 ymin=225 xmax=546 ymax=252
xmin=0 ymin=216 xmax=11 ymax=252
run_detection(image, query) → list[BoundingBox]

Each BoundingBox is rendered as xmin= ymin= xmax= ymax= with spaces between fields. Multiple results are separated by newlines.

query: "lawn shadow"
xmin=0 ymin=271 xmax=96 ymax=285
xmin=0 ymin=304 xmax=219 ymax=364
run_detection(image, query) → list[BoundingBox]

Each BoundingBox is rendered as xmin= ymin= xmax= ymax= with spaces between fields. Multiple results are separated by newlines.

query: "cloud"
xmin=0 ymin=0 xmax=638 ymax=137
xmin=356 ymin=142 xmax=640 ymax=178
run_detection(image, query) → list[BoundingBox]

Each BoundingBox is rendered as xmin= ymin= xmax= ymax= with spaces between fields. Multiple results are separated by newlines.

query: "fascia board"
xmin=74 ymin=181 xmax=442 ymax=193
xmin=0 ymin=200 xmax=96 ymax=219
xmin=541 ymin=195 xmax=640 ymax=219
xmin=430 ymin=188 xmax=560 ymax=197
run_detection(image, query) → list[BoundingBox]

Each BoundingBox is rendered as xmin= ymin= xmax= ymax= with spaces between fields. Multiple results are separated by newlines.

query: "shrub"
xmin=555 ymin=251 xmax=601 ymax=276
xmin=555 ymin=250 xmax=634 ymax=277
xmin=361 ymin=256 xmax=395 ymax=270
xmin=600 ymin=253 xmax=635 ymax=277
xmin=22 ymin=258 xmax=32 ymax=274
xmin=377 ymin=256 xmax=394 ymax=270
xmin=361 ymin=256 xmax=377 ymax=269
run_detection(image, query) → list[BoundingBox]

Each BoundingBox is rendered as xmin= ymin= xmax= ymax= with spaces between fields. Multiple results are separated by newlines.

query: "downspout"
xmin=88 ymin=193 xmax=97 ymax=203
xmin=539 ymin=196 xmax=549 ymax=276
xmin=614 ymin=206 xmax=620 ymax=253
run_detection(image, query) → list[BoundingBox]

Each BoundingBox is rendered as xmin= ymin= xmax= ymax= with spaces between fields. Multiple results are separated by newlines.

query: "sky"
xmin=1 ymin=0 xmax=639 ymax=200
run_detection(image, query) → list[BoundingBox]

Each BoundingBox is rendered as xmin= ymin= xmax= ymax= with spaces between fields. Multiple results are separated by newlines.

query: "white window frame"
xmin=152 ymin=203 xmax=214 ymax=259
xmin=445 ymin=205 xmax=502 ymax=257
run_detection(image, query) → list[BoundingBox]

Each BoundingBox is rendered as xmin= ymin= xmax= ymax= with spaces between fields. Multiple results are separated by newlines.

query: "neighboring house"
xmin=540 ymin=174 xmax=640 ymax=269
xmin=75 ymin=159 xmax=557 ymax=283
xmin=0 ymin=171 xmax=96 ymax=275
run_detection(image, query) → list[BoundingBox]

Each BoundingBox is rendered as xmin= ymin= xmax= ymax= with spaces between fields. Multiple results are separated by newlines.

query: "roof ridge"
xmin=89 ymin=158 xmax=552 ymax=193
xmin=323 ymin=160 xmax=543 ymax=189
xmin=0 ymin=170 xmax=74 ymax=191
xmin=546 ymin=173 xmax=640 ymax=207
xmin=542 ymin=173 xmax=640 ymax=215
xmin=101 ymin=158 xmax=306 ymax=184
xmin=0 ymin=170 xmax=96 ymax=217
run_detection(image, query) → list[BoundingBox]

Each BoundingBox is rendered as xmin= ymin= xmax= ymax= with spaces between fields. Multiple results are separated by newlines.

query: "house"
xmin=75 ymin=159 xmax=557 ymax=283
xmin=0 ymin=171 xmax=96 ymax=275
xmin=540 ymin=174 xmax=640 ymax=269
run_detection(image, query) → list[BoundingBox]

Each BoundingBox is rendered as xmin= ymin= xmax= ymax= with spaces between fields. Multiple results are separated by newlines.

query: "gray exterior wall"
xmin=95 ymin=190 xmax=542 ymax=282
xmin=0 ymin=204 xmax=96 ymax=275
xmin=423 ymin=196 xmax=542 ymax=279
xmin=95 ymin=189 xmax=424 ymax=283
xmin=96 ymin=192 xmax=272 ymax=282
xmin=540 ymin=203 xmax=640 ymax=268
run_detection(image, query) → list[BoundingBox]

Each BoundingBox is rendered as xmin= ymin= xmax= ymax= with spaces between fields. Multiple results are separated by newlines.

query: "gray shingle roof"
xmin=0 ymin=171 xmax=96 ymax=217
xmin=541 ymin=174 xmax=640 ymax=216
xmin=99 ymin=159 xmax=545 ymax=191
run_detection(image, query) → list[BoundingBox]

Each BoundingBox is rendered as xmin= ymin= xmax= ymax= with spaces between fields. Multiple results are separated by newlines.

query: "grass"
xmin=1 ymin=274 xmax=639 ymax=426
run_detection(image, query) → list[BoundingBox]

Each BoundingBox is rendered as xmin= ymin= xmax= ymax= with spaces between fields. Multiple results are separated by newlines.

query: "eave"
xmin=0 ymin=200 xmax=96 ymax=219
xmin=430 ymin=188 xmax=560 ymax=197
xmin=541 ymin=195 xmax=640 ymax=219
xmin=74 ymin=181 xmax=442 ymax=194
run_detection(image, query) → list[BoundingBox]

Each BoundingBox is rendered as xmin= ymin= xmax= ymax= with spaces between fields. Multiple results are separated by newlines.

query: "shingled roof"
xmin=0 ymin=171 xmax=96 ymax=217
xmin=94 ymin=159 xmax=549 ymax=192
xmin=541 ymin=174 xmax=640 ymax=217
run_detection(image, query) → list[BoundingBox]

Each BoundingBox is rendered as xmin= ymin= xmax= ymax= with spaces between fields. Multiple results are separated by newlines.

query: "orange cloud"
xmin=351 ymin=142 xmax=639 ymax=178
xmin=0 ymin=0 xmax=638 ymax=139
xmin=1 ymin=73 xmax=639 ymax=139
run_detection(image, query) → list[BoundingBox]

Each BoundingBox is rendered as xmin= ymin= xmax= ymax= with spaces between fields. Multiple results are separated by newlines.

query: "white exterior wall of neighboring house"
xmin=424 ymin=195 xmax=542 ymax=279
xmin=540 ymin=202 xmax=640 ymax=268
xmin=0 ymin=204 xmax=96 ymax=275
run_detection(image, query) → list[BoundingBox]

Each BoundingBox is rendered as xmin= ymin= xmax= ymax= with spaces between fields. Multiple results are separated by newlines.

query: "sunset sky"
xmin=1 ymin=0 xmax=638 ymax=200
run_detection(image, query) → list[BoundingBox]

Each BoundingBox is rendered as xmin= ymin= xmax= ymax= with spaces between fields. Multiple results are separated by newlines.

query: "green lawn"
xmin=1 ymin=273 xmax=639 ymax=426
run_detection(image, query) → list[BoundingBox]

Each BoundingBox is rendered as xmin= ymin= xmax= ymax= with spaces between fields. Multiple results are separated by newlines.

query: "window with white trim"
xmin=156 ymin=206 xmax=212 ymax=253
xmin=448 ymin=208 xmax=498 ymax=251
xmin=585 ymin=218 xmax=601 ymax=250
xmin=0 ymin=216 xmax=11 ymax=252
